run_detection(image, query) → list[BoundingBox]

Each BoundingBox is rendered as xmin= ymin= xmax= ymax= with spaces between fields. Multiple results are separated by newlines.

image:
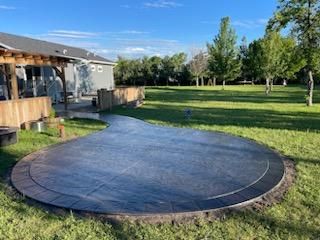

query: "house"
xmin=0 ymin=32 xmax=115 ymax=104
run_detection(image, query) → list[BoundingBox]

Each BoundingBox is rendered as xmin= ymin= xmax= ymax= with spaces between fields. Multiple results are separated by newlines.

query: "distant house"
xmin=0 ymin=32 xmax=115 ymax=103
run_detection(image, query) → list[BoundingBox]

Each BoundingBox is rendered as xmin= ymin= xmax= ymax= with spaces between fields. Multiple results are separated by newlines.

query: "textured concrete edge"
xmin=10 ymin=145 xmax=284 ymax=216
xmin=8 ymin=156 xmax=295 ymax=225
xmin=8 ymin=114 xmax=293 ymax=222
xmin=7 ymin=157 xmax=297 ymax=224
xmin=97 ymin=157 xmax=296 ymax=224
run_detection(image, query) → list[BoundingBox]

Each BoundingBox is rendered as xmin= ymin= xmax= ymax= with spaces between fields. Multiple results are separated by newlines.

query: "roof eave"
xmin=89 ymin=59 xmax=116 ymax=66
xmin=0 ymin=41 xmax=16 ymax=50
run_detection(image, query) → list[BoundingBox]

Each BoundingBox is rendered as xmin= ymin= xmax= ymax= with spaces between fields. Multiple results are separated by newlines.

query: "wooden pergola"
xmin=0 ymin=48 xmax=70 ymax=110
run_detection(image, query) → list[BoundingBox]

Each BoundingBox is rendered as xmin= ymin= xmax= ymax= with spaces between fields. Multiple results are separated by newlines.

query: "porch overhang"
xmin=0 ymin=48 xmax=70 ymax=66
xmin=0 ymin=48 xmax=72 ymax=111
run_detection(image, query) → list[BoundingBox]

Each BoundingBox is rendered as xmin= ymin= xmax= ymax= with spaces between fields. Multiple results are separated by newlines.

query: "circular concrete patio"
xmin=11 ymin=115 xmax=284 ymax=215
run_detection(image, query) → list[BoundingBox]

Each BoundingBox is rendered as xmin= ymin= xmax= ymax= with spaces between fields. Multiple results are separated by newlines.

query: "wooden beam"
xmin=53 ymin=66 xmax=68 ymax=110
xmin=35 ymin=59 xmax=44 ymax=65
xmin=14 ymin=53 xmax=23 ymax=58
xmin=24 ymin=54 xmax=34 ymax=59
xmin=8 ymin=64 xmax=19 ymax=100
xmin=33 ymin=55 xmax=42 ymax=60
xmin=0 ymin=50 xmax=70 ymax=67
xmin=2 ymin=52 xmax=12 ymax=57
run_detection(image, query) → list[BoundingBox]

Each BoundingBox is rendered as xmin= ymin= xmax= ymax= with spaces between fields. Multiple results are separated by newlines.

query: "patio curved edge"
xmin=11 ymin=114 xmax=286 ymax=216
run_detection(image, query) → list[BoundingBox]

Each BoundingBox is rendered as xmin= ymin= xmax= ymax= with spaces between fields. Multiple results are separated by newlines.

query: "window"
xmin=97 ymin=65 xmax=103 ymax=73
xmin=91 ymin=65 xmax=96 ymax=72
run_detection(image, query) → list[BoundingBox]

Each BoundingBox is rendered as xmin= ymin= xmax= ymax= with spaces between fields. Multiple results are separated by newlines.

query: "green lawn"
xmin=0 ymin=85 xmax=320 ymax=239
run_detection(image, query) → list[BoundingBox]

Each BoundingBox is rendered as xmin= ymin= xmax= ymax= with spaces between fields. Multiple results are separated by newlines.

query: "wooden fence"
xmin=98 ymin=87 xmax=145 ymax=111
xmin=0 ymin=97 xmax=51 ymax=128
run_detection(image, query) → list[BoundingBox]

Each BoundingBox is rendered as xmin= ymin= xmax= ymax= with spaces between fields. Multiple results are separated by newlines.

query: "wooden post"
xmin=0 ymin=65 xmax=11 ymax=100
xmin=61 ymin=67 xmax=68 ymax=111
xmin=9 ymin=64 xmax=19 ymax=99
xmin=53 ymin=66 xmax=68 ymax=111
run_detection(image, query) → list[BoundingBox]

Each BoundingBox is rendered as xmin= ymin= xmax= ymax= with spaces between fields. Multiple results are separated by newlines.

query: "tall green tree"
xmin=114 ymin=57 xmax=132 ymax=85
xmin=246 ymin=39 xmax=264 ymax=83
xmin=279 ymin=37 xmax=306 ymax=85
xmin=149 ymin=56 xmax=163 ymax=86
xmin=189 ymin=50 xmax=208 ymax=87
xmin=141 ymin=56 xmax=152 ymax=85
xmin=161 ymin=56 xmax=174 ymax=86
xmin=239 ymin=36 xmax=251 ymax=82
xmin=260 ymin=31 xmax=284 ymax=95
xmin=170 ymin=53 xmax=187 ymax=85
xmin=268 ymin=0 xmax=320 ymax=106
xmin=207 ymin=17 xmax=241 ymax=89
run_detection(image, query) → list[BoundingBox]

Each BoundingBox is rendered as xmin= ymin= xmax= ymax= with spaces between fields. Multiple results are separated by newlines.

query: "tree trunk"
xmin=222 ymin=80 xmax=226 ymax=90
xmin=213 ymin=77 xmax=216 ymax=87
xmin=307 ymin=70 xmax=314 ymax=106
xmin=265 ymin=78 xmax=270 ymax=95
xmin=283 ymin=79 xmax=287 ymax=86
xmin=196 ymin=76 xmax=199 ymax=88
xmin=201 ymin=76 xmax=204 ymax=86
xmin=270 ymin=79 xmax=274 ymax=92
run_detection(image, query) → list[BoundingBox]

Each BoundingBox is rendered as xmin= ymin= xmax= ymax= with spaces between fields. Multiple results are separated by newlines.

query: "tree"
xmin=130 ymin=59 xmax=143 ymax=86
xmin=239 ymin=36 xmax=251 ymax=82
xmin=170 ymin=53 xmax=187 ymax=85
xmin=260 ymin=31 xmax=284 ymax=95
xmin=160 ymin=53 xmax=187 ymax=86
xmin=246 ymin=39 xmax=264 ymax=83
xmin=207 ymin=17 xmax=241 ymax=89
xmin=149 ymin=56 xmax=162 ymax=86
xmin=268 ymin=0 xmax=320 ymax=106
xmin=279 ymin=37 xmax=306 ymax=85
xmin=161 ymin=56 xmax=174 ymax=86
xmin=141 ymin=56 xmax=152 ymax=85
xmin=114 ymin=57 xmax=132 ymax=85
xmin=189 ymin=50 xmax=208 ymax=87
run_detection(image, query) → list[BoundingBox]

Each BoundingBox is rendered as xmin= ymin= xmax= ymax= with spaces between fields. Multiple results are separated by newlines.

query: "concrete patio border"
xmin=11 ymin=114 xmax=286 ymax=217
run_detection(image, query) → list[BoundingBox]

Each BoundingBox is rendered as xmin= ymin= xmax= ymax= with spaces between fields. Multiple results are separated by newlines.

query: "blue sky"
xmin=0 ymin=0 xmax=277 ymax=60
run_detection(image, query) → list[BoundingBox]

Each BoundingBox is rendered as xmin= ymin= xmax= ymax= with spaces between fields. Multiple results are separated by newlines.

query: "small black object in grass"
xmin=184 ymin=108 xmax=192 ymax=120
xmin=0 ymin=127 xmax=18 ymax=147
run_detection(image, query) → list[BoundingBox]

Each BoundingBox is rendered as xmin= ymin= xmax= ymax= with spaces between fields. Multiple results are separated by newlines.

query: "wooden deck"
xmin=0 ymin=97 xmax=51 ymax=128
xmin=98 ymin=87 xmax=145 ymax=110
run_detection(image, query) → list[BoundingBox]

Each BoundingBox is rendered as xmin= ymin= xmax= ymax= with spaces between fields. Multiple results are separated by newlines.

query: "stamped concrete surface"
xmin=12 ymin=114 xmax=284 ymax=215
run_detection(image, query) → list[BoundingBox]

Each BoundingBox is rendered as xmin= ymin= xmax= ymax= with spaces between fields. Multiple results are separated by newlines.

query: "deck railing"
xmin=0 ymin=97 xmax=51 ymax=128
xmin=98 ymin=87 xmax=145 ymax=111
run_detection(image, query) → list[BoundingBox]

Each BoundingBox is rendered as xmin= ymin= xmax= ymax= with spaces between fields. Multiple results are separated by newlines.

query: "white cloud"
xmin=47 ymin=30 xmax=101 ymax=39
xmin=144 ymin=0 xmax=183 ymax=8
xmin=120 ymin=30 xmax=149 ymax=34
xmin=232 ymin=19 xmax=268 ymax=29
xmin=0 ymin=5 xmax=15 ymax=10
xmin=92 ymin=37 xmax=185 ymax=59
xmin=120 ymin=4 xmax=131 ymax=8
xmin=28 ymin=30 xmax=185 ymax=60
xmin=202 ymin=18 xmax=269 ymax=29
xmin=125 ymin=47 xmax=147 ymax=53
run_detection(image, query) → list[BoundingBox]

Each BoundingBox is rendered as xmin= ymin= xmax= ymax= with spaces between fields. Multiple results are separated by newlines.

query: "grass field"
xmin=0 ymin=85 xmax=320 ymax=239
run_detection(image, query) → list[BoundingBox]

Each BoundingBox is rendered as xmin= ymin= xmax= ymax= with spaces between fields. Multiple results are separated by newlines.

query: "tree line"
xmin=115 ymin=0 xmax=320 ymax=106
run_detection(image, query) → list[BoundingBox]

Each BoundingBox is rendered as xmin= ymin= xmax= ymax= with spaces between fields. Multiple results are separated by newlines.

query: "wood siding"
xmin=0 ymin=97 xmax=51 ymax=128
xmin=98 ymin=87 xmax=145 ymax=110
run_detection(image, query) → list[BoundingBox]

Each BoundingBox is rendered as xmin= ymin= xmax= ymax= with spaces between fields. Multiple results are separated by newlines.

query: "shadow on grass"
xmin=113 ymin=104 xmax=320 ymax=132
xmin=108 ymin=207 xmax=320 ymax=239
xmin=0 ymin=148 xmax=17 ymax=177
xmin=230 ymin=210 xmax=320 ymax=239
xmin=145 ymin=85 xmax=320 ymax=105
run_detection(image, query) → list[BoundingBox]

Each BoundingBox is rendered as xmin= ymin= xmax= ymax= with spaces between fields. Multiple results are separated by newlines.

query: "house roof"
xmin=0 ymin=32 xmax=114 ymax=65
